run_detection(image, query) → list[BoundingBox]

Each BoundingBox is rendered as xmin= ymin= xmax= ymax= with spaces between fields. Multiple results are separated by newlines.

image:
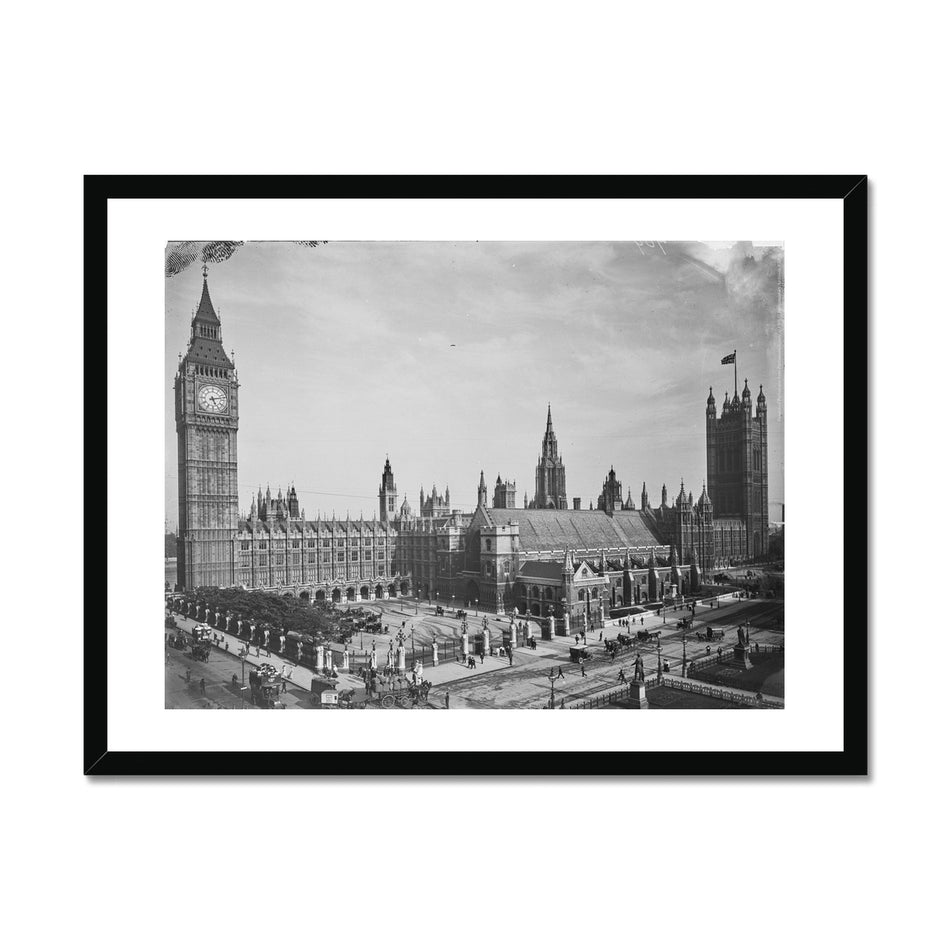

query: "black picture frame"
xmin=85 ymin=175 xmax=868 ymax=776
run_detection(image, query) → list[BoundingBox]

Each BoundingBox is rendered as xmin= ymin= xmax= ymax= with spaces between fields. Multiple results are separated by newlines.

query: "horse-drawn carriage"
xmin=696 ymin=626 xmax=725 ymax=642
xmin=319 ymin=676 xmax=432 ymax=709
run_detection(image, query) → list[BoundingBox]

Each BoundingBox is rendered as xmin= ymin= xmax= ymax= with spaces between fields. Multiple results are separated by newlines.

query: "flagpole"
xmin=733 ymin=349 xmax=737 ymax=395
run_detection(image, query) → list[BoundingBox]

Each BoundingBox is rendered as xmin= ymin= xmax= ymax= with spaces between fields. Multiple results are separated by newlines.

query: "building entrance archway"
xmin=464 ymin=580 xmax=480 ymax=607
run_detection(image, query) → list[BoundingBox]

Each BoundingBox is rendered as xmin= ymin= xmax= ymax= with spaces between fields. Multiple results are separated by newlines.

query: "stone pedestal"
xmin=397 ymin=646 xmax=406 ymax=672
xmin=629 ymin=681 xmax=649 ymax=709
xmin=316 ymin=645 xmax=325 ymax=671
xmin=732 ymin=645 xmax=753 ymax=670
xmin=341 ymin=650 xmax=350 ymax=671
xmin=483 ymin=629 xmax=490 ymax=655
xmin=549 ymin=616 xmax=557 ymax=639
xmin=431 ymin=642 xmax=439 ymax=666
xmin=461 ymin=631 xmax=469 ymax=656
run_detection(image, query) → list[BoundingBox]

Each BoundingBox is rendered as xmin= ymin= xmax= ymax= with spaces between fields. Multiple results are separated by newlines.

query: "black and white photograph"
xmin=164 ymin=239 xmax=785 ymax=713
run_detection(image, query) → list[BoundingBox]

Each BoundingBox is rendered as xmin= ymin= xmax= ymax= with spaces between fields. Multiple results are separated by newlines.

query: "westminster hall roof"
xmin=485 ymin=508 xmax=662 ymax=551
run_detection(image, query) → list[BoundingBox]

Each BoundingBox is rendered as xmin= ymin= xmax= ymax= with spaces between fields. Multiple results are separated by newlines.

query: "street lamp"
xmin=681 ymin=630 xmax=688 ymax=677
xmin=546 ymin=668 xmax=557 ymax=709
xmin=475 ymin=598 xmax=479 ymax=616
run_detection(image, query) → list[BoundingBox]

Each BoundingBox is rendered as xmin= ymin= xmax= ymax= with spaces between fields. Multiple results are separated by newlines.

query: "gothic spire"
xmin=194 ymin=265 xmax=220 ymax=327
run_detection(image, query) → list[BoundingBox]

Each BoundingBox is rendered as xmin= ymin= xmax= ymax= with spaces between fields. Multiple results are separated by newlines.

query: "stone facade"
xmin=174 ymin=267 xmax=240 ymax=590
xmin=173 ymin=272 xmax=770 ymax=601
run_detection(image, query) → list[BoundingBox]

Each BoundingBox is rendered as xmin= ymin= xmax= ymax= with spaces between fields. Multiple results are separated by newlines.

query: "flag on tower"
xmin=721 ymin=352 xmax=736 ymax=365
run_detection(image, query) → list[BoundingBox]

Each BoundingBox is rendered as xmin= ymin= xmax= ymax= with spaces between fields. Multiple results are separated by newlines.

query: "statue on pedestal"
xmin=634 ymin=654 xmax=645 ymax=682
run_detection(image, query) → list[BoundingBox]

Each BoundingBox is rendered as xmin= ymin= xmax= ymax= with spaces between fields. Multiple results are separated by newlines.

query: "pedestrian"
xmin=755 ymin=642 xmax=760 ymax=653
xmin=445 ymin=692 xmax=450 ymax=709
xmin=575 ymin=634 xmax=580 ymax=645
xmin=281 ymin=680 xmax=287 ymax=694
xmin=508 ymin=652 xmax=513 ymax=667
xmin=255 ymin=646 xmax=260 ymax=657
xmin=165 ymin=651 xmax=170 ymax=666
xmin=480 ymin=651 xmax=484 ymax=665
xmin=199 ymin=677 xmax=205 ymax=694
xmin=618 ymin=668 xmax=626 ymax=683
xmin=717 ymin=646 xmax=722 ymax=660
xmin=582 ymin=633 xmax=587 ymax=645
xmin=706 ymin=645 xmax=711 ymax=656
xmin=556 ymin=666 xmax=564 ymax=680
xmin=559 ymin=699 xmax=565 ymax=709
xmin=598 ymin=631 xmax=603 ymax=642
xmin=580 ymin=662 xmax=586 ymax=677
xmin=225 ymin=641 xmax=229 ymax=652
xmin=232 ymin=673 xmax=238 ymax=685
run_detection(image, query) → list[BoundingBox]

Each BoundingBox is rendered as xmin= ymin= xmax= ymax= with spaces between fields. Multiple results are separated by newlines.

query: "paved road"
xmin=168 ymin=591 xmax=783 ymax=709
xmin=165 ymin=643 xmax=314 ymax=709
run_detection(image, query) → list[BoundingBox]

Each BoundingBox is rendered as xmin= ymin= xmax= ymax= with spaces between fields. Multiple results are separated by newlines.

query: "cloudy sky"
xmin=165 ymin=240 xmax=784 ymax=528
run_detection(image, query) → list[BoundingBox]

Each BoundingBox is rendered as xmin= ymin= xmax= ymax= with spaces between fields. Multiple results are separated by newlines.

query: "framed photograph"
xmin=85 ymin=175 xmax=867 ymax=775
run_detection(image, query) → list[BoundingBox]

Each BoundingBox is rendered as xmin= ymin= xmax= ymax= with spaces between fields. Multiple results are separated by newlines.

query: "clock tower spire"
xmin=174 ymin=264 xmax=240 ymax=590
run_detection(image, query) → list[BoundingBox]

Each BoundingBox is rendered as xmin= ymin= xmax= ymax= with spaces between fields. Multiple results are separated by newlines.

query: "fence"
xmin=565 ymin=675 xmax=660 ymax=709
xmin=565 ymin=674 xmax=781 ymax=709
xmin=660 ymin=675 xmax=783 ymax=708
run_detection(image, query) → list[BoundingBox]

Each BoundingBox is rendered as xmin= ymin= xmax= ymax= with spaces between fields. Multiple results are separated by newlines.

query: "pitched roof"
xmin=195 ymin=276 xmax=220 ymax=326
xmin=517 ymin=560 xmax=565 ymax=581
xmin=488 ymin=508 xmax=662 ymax=550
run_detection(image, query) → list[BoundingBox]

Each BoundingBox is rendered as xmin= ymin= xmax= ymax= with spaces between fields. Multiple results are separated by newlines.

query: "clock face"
xmin=197 ymin=384 xmax=228 ymax=413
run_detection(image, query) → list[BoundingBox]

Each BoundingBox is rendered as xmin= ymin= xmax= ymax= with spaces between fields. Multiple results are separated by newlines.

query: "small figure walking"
xmin=556 ymin=667 xmax=565 ymax=680
xmin=618 ymin=668 xmax=626 ymax=683
xmin=281 ymin=680 xmax=287 ymax=694
xmin=199 ymin=677 xmax=206 ymax=695
xmin=580 ymin=662 xmax=587 ymax=677
xmin=444 ymin=692 xmax=450 ymax=709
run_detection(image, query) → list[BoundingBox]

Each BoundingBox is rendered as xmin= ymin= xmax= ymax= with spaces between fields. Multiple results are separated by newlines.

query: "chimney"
xmin=573 ymin=497 xmax=582 ymax=510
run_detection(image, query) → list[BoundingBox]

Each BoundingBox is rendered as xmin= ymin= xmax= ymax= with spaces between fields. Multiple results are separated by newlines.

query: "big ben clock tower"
xmin=174 ymin=265 xmax=239 ymax=590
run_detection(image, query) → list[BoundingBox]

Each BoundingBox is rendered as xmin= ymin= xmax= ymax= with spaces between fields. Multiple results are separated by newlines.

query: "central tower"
xmin=174 ymin=266 xmax=240 ymax=590
xmin=533 ymin=404 xmax=568 ymax=509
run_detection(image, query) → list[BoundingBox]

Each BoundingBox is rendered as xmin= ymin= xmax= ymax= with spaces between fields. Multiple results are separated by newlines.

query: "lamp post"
xmin=475 ymin=598 xmax=479 ymax=617
xmin=546 ymin=668 xmax=557 ymax=709
xmin=681 ymin=630 xmax=688 ymax=677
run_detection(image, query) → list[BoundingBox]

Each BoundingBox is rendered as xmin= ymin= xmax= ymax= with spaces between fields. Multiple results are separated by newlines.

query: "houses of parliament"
xmin=175 ymin=270 xmax=770 ymax=626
